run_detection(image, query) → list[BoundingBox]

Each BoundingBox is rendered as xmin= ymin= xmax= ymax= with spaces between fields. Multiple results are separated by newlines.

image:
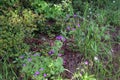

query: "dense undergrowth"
xmin=0 ymin=0 xmax=120 ymax=80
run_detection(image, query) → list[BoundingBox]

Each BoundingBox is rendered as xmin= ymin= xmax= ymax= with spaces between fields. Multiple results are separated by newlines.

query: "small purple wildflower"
xmin=35 ymin=71 xmax=40 ymax=75
xmin=40 ymin=68 xmax=44 ymax=71
xmin=72 ymin=28 xmax=76 ymax=31
xmin=33 ymin=53 xmax=39 ymax=56
xmin=56 ymin=35 xmax=62 ymax=40
xmin=23 ymin=64 xmax=26 ymax=67
xmin=58 ymin=53 xmax=62 ymax=57
xmin=48 ymin=50 xmax=54 ymax=55
xmin=66 ymin=26 xmax=71 ymax=31
xmin=74 ymin=14 xmax=77 ymax=17
xmin=84 ymin=61 xmax=88 ymax=65
xmin=19 ymin=55 xmax=24 ymax=59
xmin=28 ymin=58 xmax=32 ymax=62
xmin=43 ymin=73 xmax=47 ymax=77
xmin=56 ymin=35 xmax=65 ymax=42
xmin=77 ymin=24 xmax=80 ymax=27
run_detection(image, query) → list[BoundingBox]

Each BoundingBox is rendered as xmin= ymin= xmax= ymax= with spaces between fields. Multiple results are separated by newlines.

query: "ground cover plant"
xmin=0 ymin=0 xmax=120 ymax=80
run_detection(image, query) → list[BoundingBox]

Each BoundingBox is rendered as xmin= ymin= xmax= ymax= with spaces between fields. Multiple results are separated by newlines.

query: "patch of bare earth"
xmin=110 ymin=26 xmax=120 ymax=79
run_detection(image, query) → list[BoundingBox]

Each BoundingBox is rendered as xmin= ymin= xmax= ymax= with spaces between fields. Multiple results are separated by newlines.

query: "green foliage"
xmin=29 ymin=0 xmax=49 ymax=14
xmin=0 ymin=18 xmax=27 ymax=58
xmin=0 ymin=11 xmax=29 ymax=79
xmin=19 ymin=39 xmax=64 ymax=79
xmin=29 ymin=0 xmax=74 ymax=35
xmin=61 ymin=1 xmax=117 ymax=79
xmin=0 ymin=6 xmax=38 ymax=80
xmin=0 ymin=0 xmax=19 ymax=7
xmin=52 ymin=40 xmax=63 ymax=56
xmin=63 ymin=1 xmax=111 ymax=57
xmin=0 ymin=9 xmax=37 ymax=57
xmin=64 ymin=19 xmax=111 ymax=57
xmin=19 ymin=52 xmax=64 ymax=80
xmin=0 ymin=0 xmax=120 ymax=80
xmin=72 ymin=60 xmax=97 ymax=80
xmin=29 ymin=0 xmax=73 ymax=18
xmin=73 ymin=72 xmax=96 ymax=80
xmin=107 ymin=10 xmax=120 ymax=26
xmin=72 ymin=0 xmax=120 ymax=26
xmin=79 ymin=73 xmax=96 ymax=80
xmin=0 ymin=60 xmax=18 ymax=80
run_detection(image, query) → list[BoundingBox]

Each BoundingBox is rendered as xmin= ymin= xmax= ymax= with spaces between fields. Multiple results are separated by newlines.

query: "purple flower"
xmin=19 ymin=55 xmax=24 ymax=59
xmin=72 ymin=28 xmax=76 ymax=31
xmin=66 ymin=26 xmax=71 ymax=31
xmin=48 ymin=50 xmax=54 ymax=55
xmin=56 ymin=35 xmax=62 ymax=40
xmin=84 ymin=61 xmax=88 ymax=65
xmin=44 ymin=73 xmax=47 ymax=77
xmin=56 ymin=35 xmax=65 ymax=42
xmin=77 ymin=24 xmax=80 ymax=27
xmin=74 ymin=14 xmax=77 ymax=17
xmin=33 ymin=53 xmax=39 ymax=56
xmin=58 ymin=53 xmax=62 ymax=57
xmin=35 ymin=71 xmax=40 ymax=75
xmin=23 ymin=64 xmax=26 ymax=67
xmin=40 ymin=68 xmax=44 ymax=71
xmin=28 ymin=58 xmax=32 ymax=62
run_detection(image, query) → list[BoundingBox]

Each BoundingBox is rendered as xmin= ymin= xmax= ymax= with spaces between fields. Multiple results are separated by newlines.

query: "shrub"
xmin=28 ymin=0 xmax=74 ymax=35
xmin=0 ymin=9 xmax=36 ymax=58
xmin=0 ymin=0 xmax=19 ymax=7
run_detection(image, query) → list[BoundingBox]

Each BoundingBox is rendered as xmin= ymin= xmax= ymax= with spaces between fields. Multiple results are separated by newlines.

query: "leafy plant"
xmin=0 ymin=9 xmax=37 ymax=80
xmin=0 ymin=0 xmax=19 ymax=7
xmin=19 ymin=52 xmax=64 ymax=80
xmin=0 ymin=9 xmax=37 ymax=57
xmin=28 ymin=0 xmax=74 ymax=35
xmin=73 ymin=72 xmax=96 ymax=80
